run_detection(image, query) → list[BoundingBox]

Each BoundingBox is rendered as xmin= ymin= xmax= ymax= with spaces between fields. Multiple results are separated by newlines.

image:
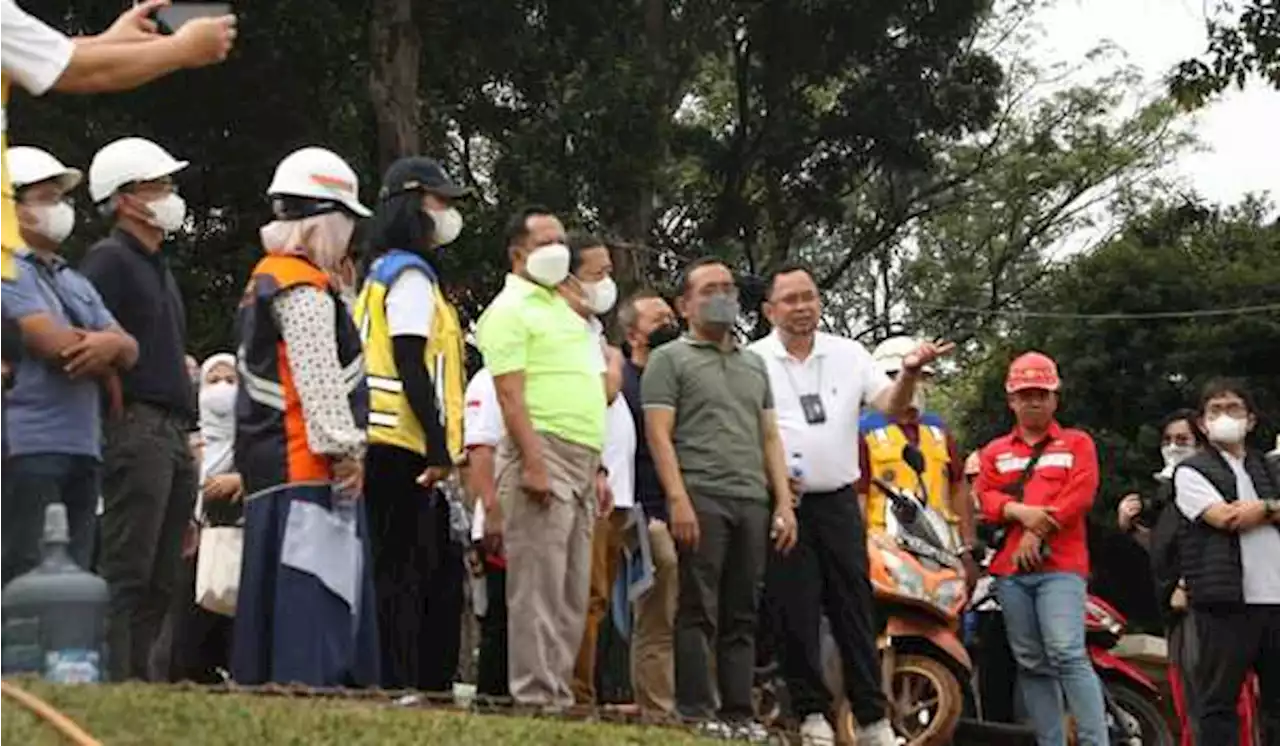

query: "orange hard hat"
xmin=1005 ymin=351 xmax=1060 ymax=394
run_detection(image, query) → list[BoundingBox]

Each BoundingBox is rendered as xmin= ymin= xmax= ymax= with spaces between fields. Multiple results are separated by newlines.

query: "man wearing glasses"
xmin=79 ymin=136 xmax=198 ymax=682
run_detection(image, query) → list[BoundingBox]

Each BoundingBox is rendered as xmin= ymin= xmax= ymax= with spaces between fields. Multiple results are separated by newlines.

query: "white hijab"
xmin=199 ymin=353 xmax=238 ymax=483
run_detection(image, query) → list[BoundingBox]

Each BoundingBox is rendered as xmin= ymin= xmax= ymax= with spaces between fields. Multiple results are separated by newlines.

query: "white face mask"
xmin=525 ymin=243 xmax=570 ymax=287
xmin=427 ymin=207 xmax=463 ymax=247
xmin=199 ymin=381 xmax=237 ymax=419
xmin=31 ymin=202 xmax=75 ymax=243
xmin=1206 ymin=414 xmax=1248 ymax=445
xmin=583 ymin=276 xmax=617 ymax=315
xmin=147 ymin=194 xmax=187 ymax=233
xmin=1160 ymin=443 xmax=1197 ymax=469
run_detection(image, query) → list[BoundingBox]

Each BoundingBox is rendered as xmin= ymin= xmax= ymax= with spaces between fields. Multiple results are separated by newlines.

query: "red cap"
xmin=1005 ymin=351 xmax=1061 ymax=393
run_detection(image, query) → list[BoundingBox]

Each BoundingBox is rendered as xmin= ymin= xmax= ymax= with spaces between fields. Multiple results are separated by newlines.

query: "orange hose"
xmin=1 ymin=680 xmax=102 ymax=746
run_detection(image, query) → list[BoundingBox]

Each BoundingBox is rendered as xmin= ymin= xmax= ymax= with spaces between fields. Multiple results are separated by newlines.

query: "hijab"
xmin=198 ymin=353 xmax=238 ymax=483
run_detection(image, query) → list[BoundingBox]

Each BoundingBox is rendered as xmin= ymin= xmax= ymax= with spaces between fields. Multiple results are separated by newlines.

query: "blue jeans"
xmin=1 ymin=453 xmax=100 ymax=584
xmin=996 ymin=572 xmax=1108 ymax=746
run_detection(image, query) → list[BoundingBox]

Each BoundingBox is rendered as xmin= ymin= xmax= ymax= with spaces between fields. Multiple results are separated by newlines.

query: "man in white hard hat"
xmin=1 ymin=145 xmax=137 ymax=584
xmin=77 ymin=136 xmax=199 ymax=682
xmin=231 ymin=147 xmax=379 ymax=687
xmin=857 ymin=336 xmax=975 ymax=561
xmin=1 ymin=0 xmax=236 ymax=282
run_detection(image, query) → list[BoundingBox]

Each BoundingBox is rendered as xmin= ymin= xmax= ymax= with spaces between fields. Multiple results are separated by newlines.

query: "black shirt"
xmin=80 ymin=228 xmax=194 ymax=421
xmin=622 ymin=357 xmax=666 ymax=522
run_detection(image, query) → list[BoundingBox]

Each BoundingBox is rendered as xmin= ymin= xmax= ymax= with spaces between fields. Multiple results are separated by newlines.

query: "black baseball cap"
xmin=378 ymin=157 xmax=471 ymax=200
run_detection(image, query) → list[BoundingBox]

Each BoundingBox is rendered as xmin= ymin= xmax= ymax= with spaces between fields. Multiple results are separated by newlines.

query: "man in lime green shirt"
xmin=474 ymin=205 xmax=608 ymax=708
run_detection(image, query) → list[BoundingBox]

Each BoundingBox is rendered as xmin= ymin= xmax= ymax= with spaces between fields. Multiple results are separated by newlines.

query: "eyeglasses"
xmin=1205 ymin=402 xmax=1248 ymax=418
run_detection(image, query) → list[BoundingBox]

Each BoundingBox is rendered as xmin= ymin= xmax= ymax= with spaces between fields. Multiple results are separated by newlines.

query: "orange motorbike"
xmin=830 ymin=444 xmax=971 ymax=746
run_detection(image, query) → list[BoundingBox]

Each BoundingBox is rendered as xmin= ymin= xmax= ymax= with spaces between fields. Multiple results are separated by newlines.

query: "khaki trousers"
xmin=573 ymin=510 xmax=625 ymax=704
xmin=498 ymin=432 xmax=599 ymax=708
xmin=631 ymin=517 xmax=680 ymax=715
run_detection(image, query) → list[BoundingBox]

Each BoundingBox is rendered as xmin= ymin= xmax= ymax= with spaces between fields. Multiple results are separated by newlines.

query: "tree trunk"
xmin=369 ymin=0 xmax=421 ymax=173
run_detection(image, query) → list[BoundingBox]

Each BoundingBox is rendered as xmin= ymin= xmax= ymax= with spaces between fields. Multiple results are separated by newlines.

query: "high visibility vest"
xmin=861 ymin=411 xmax=956 ymax=535
xmin=3 ymin=73 xmax=21 ymax=280
xmin=354 ymin=249 xmax=464 ymax=462
xmin=234 ymin=255 xmax=369 ymax=491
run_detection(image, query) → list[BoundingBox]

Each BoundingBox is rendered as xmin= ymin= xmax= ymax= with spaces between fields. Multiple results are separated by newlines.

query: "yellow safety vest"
xmin=864 ymin=418 xmax=955 ymax=535
xmin=354 ymin=249 xmax=464 ymax=462
xmin=3 ymin=73 xmax=21 ymax=280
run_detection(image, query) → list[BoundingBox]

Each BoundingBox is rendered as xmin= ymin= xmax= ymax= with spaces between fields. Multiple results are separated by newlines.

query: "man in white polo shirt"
xmin=749 ymin=264 xmax=951 ymax=746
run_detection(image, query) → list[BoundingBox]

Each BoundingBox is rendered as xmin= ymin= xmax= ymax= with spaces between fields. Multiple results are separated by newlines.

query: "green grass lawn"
xmin=2 ymin=679 xmax=723 ymax=745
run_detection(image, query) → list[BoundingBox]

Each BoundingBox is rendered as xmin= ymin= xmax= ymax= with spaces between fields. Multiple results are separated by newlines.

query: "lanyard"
xmin=780 ymin=355 xmax=823 ymax=399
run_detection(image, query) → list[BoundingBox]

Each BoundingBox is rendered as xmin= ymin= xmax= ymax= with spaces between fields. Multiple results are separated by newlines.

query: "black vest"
xmin=1176 ymin=448 xmax=1280 ymax=607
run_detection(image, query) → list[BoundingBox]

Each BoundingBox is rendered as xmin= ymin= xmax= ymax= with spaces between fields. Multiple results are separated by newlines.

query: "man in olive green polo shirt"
xmin=642 ymin=257 xmax=798 ymax=730
xmin=474 ymin=205 xmax=608 ymax=709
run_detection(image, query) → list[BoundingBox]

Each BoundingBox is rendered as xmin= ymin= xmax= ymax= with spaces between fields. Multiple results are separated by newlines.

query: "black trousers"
xmin=1193 ymin=603 xmax=1280 ymax=746
xmin=475 ymin=562 xmax=509 ymax=698
xmin=169 ymin=555 xmax=234 ymax=684
xmin=365 ymin=444 xmax=465 ymax=691
xmin=768 ymin=486 xmax=886 ymax=726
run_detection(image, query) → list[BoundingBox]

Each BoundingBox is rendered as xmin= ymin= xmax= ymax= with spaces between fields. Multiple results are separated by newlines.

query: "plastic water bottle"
xmin=789 ymin=452 xmax=805 ymax=508
xmin=1 ymin=503 xmax=110 ymax=682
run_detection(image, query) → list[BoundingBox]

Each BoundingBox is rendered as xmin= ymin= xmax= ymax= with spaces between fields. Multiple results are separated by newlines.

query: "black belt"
xmin=800 ymin=484 xmax=854 ymax=499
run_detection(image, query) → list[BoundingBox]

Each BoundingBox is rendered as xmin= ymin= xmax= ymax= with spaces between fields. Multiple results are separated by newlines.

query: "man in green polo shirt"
xmin=474 ymin=205 xmax=608 ymax=709
xmin=642 ymin=256 xmax=798 ymax=732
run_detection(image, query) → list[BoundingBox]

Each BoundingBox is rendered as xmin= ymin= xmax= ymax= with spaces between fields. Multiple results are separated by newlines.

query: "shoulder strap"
xmin=1006 ymin=438 xmax=1051 ymax=501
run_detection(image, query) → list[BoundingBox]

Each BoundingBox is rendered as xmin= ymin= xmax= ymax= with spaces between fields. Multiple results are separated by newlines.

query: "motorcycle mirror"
xmin=902 ymin=443 xmax=926 ymax=475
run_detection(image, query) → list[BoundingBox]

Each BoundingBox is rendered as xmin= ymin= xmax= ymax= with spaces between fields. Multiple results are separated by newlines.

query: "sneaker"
xmin=853 ymin=718 xmax=897 ymax=746
xmin=732 ymin=720 xmax=771 ymax=743
xmin=799 ymin=713 xmax=836 ymax=745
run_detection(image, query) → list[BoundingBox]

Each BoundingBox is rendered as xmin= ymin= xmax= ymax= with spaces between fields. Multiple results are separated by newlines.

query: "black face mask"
xmin=646 ymin=323 xmax=682 ymax=350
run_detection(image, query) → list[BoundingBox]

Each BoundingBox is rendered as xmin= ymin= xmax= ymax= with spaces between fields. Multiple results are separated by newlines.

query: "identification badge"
xmin=799 ymin=393 xmax=827 ymax=424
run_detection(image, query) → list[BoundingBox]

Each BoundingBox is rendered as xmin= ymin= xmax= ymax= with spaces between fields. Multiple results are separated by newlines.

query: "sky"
xmin=1031 ymin=0 xmax=1279 ymax=207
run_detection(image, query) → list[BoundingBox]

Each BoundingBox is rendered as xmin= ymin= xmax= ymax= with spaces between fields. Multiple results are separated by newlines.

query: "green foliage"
xmin=0 ymin=680 xmax=721 ymax=745
xmin=1169 ymin=0 xmax=1280 ymax=108
xmin=952 ymin=198 xmax=1280 ymax=512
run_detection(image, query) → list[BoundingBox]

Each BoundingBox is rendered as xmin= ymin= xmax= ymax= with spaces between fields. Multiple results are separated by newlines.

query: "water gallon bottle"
xmin=1 ymin=503 xmax=110 ymax=683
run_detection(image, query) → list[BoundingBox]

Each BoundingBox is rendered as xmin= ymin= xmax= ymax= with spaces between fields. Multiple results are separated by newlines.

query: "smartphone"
xmin=148 ymin=2 xmax=231 ymax=34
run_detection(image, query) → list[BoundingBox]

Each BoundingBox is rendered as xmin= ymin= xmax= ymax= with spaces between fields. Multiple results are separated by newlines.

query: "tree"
xmin=1168 ymin=0 xmax=1280 ymax=108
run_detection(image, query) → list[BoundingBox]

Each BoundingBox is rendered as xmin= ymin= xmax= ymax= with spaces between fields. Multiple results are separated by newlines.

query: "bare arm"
xmin=465 ymin=445 xmax=499 ymax=512
xmin=871 ymin=369 xmax=920 ymax=418
xmin=645 ymin=408 xmax=690 ymax=506
xmin=950 ymin=478 xmax=977 ymax=547
xmin=16 ymin=314 xmax=83 ymax=360
xmin=106 ymin=324 xmax=138 ymax=369
xmin=760 ymin=409 xmax=795 ymax=509
xmin=605 ymin=345 xmax=623 ymax=404
xmin=54 ymin=38 xmax=190 ymax=93
xmin=492 ymin=371 xmax=546 ymax=467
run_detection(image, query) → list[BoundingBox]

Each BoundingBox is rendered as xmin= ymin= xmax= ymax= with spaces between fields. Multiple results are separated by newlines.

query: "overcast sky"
xmin=1032 ymin=0 xmax=1279 ymax=208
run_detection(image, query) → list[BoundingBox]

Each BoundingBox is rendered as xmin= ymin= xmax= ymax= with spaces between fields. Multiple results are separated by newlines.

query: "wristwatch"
xmin=1264 ymin=499 xmax=1280 ymax=520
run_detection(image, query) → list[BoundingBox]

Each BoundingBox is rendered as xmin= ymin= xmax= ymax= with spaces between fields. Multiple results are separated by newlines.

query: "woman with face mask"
xmin=1118 ymin=408 xmax=1203 ymax=545
xmin=230 ymin=147 xmax=381 ymax=687
xmin=353 ymin=156 xmax=470 ymax=691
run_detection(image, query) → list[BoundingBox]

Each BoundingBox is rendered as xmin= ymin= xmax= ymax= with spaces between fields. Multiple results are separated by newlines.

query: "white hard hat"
xmin=88 ymin=137 xmax=188 ymax=204
xmin=7 ymin=146 xmax=83 ymax=192
xmin=872 ymin=335 xmax=935 ymax=376
xmin=266 ymin=147 xmax=371 ymax=218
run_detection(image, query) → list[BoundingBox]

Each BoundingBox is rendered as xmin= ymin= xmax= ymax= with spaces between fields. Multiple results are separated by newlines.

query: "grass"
xmin=1 ymin=679 xmax=724 ymax=745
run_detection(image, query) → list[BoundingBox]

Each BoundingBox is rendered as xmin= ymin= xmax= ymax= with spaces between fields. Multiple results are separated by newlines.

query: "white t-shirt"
xmin=602 ymin=396 xmax=636 ymax=509
xmin=2 ymin=0 xmax=75 ymax=131
xmin=464 ymin=368 xmax=504 ymax=540
xmin=747 ymin=330 xmax=892 ymax=492
xmin=385 ymin=269 xmax=437 ymax=337
xmin=1175 ymin=452 xmax=1280 ymax=604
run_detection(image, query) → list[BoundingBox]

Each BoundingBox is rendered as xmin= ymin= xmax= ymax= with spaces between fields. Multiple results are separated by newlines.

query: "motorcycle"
xmin=968 ymin=572 xmax=1175 ymax=746
xmin=825 ymin=444 xmax=971 ymax=746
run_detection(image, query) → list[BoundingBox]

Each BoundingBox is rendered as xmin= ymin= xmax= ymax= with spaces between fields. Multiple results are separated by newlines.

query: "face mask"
xmin=199 ymin=381 xmax=237 ymax=418
xmin=147 ymin=194 xmax=187 ymax=233
xmin=646 ymin=323 xmax=681 ymax=350
xmin=1161 ymin=443 xmax=1197 ymax=469
xmin=26 ymin=202 xmax=75 ymax=244
xmin=700 ymin=293 xmax=739 ymax=326
xmin=525 ymin=243 xmax=570 ymax=287
xmin=583 ymin=276 xmax=617 ymax=315
xmin=427 ymin=206 xmax=463 ymax=247
xmin=1206 ymin=414 xmax=1248 ymax=445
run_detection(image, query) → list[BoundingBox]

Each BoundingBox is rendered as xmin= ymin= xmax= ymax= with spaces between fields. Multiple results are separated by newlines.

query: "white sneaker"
xmin=852 ymin=718 xmax=897 ymax=746
xmin=800 ymin=713 xmax=836 ymax=745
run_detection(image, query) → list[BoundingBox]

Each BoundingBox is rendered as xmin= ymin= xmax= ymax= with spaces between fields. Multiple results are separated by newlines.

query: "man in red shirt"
xmin=975 ymin=351 xmax=1108 ymax=746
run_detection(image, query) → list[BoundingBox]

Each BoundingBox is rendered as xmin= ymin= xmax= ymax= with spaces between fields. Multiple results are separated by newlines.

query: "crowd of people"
xmin=3 ymin=5 xmax=1279 ymax=746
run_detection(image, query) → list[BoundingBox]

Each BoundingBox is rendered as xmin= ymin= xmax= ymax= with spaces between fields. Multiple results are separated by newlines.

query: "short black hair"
xmin=1159 ymin=408 xmax=1207 ymax=447
xmin=765 ymin=262 xmax=815 ymax=301
xmin=567 ymin=231 xmax=607 ymax=275
xmin=365 ymin=190 xmax=430 ymax=259
xmin=617 ymin=289 xmax=664 ymax=333
xmin=677 ymin=256 xmax=730 ymax=297
xmin=504 ymin=204 xmax=555 ymax=249
xmin=1198 ymin=377 xmax=1257 ymax=416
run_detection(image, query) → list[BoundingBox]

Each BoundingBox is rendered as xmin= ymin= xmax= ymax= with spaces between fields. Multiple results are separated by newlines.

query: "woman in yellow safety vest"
xmin=353 ymin=156 xmax=468 ymax=691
